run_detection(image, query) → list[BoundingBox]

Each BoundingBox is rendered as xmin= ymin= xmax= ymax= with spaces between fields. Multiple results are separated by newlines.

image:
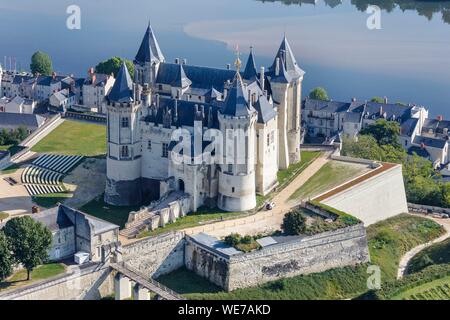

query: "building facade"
xmin=104 ymin=24 xmax=304 ymax=212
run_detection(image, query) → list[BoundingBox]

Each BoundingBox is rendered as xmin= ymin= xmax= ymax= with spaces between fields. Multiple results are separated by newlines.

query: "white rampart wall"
xmin=322 ymin=165 xmax=408 ymax=226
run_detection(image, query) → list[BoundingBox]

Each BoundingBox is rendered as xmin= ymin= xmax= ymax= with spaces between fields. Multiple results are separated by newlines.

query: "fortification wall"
xmin=185 ymin=224 xmax=369 ymax=291
xmin=0 ymin=264 xmax=114 ymax=300
xmin=121 ymin=231 xmax=185 ymax=278
xmin=322 ymin=165 xmax=408 ymax=226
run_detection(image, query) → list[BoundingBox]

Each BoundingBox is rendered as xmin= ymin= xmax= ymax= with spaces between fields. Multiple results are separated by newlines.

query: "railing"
xmin=64 ymin=111 xmax=106 ymax=124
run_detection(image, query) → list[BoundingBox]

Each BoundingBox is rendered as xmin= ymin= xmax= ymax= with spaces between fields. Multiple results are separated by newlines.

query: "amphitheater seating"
xmin=22 ymin=154 xmax=84 ymax=196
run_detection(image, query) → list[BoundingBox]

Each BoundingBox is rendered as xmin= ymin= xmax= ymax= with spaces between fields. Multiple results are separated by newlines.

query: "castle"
xmin=105 ymin=23 xmax=304 ymax=212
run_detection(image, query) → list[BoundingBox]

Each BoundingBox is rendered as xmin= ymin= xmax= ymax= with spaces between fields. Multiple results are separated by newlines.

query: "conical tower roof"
xmin=243 ymin=47 xmax=258 ymax=81
xmin=135 ymin=23 xmax=165 ymax=64
xmin=171 ymin=63 xmax=192 ymax=88
xmin=222 ymin=73 xmax=255 ymax=117
xmin=108 ymin=62 xmax=134 ymax=103
xmin=268 ymin=35 xmax=305 ymax=81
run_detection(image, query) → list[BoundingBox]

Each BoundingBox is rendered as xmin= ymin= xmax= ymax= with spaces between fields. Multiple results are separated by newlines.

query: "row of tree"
xmin=0 ymin=127 xmax=28 ymax=147
xmin=342 ymin=119 xmax=450 ymax=208
xmin=0 ymin=216 xmax=52 ymax=282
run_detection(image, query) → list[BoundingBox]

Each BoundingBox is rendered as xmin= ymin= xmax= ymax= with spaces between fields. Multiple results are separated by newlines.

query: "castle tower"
xmin=0 ymin=63 xmax=3 ymax=97
xmin=134 ymin=22 xmax=165 ymax=87
xmin=217 ymin=68 xmax=257 ymax=212
xmin=267 ymin=36 xmax=305 ymax=169
xmin=104 ymin=62 xmax=143 ymax=206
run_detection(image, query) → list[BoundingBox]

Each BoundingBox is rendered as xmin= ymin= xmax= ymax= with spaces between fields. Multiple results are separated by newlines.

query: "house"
xmin=81 ymin=69 xmax=115 ymax=113
xmin=30 ymin=204 xmax=120 ymax=262
xmin=0 ymin=112 xmax=46 ymax=134
xmin=0 ymin=96 xmax=36 ymax=114
xmin=49 ymin=89 xmax=76 ymax=111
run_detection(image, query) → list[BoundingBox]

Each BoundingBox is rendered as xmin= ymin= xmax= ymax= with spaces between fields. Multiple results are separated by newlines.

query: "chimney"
xmin=260 ymin=66 xmax=265 ymax=89
xmin=437 ymin=115 xmax=443 ymax=122
xmin=351 ymin=97 xmax=356 ymax=102
xmin=182 ymin=59 xmax=187 ymax=65
xmin=275 ymin=57 xmax=280 ymax=76
xmin=174 ymin=58 xmax=180 ymax=64
xmin=379 ymin=105 xmax=383 ymax=116
xmin=384 ymin=96 xmax=388 ymax=104
xmin=52 ymin=71 xmax=56 ymax=80
xmin=226 ymin=64 xmax=231 ymax=70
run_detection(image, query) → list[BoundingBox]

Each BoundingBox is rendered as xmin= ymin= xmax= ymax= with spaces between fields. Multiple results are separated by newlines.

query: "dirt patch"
xmin=63 ymin=157 xmax=106 ymax=208
xmin=0 ymin=168 xmax=34 ymax=217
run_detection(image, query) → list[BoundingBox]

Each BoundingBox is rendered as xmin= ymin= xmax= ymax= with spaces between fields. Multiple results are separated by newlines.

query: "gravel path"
xmin=397 ymin=214 xmax=450 ymax=279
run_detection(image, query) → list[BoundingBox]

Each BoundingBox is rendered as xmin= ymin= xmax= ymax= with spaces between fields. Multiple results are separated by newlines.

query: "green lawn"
xmin=289 ymin=161 xmax=367 ymax=201
xmin=0 ymin=263 xmax=65 ymax=292
xmin=31 ymin=120 xmax=106 ymax=156
xmin=32 ymin=192 xmax=73 ymax=209
xmin=157 ymin=214 xmax=445 ymax=300
xmin=0 ymin=211 xmax=9 ymax=223
xmin=138 ymin=207 xmax=251 ymax=238
xmin=277 ymin=151 xmax=321 ymax=188
xmin=79 ymin=195 xmax=140 ymax=229
xmin=367 ymin=214 xmax=445 ymax=281
xmin=406 ymin=237 xmax=450 ymax=274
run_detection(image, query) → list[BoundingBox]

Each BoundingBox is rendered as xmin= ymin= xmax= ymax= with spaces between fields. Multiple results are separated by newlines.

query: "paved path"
xmin=183 ymin=152 xmax=331 ymax=238
xmin=397 ymin=214 xmax=450 ymax=279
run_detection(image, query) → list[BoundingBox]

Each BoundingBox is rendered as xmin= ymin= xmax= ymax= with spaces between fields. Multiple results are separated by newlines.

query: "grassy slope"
xmin=289 ymin=161 xmax=366 ymax=201
xmin=367 ymin=214 xmax=445 ymax=281
xmin=0 ymin=263 xmax=65 ymax=292
xmin=277 ymin=151 xmax=321 ymax=187
xmin=79 ymin=195 xmax=140 ymax=229
xmin=391 ymin=275 xmax=450 ymax=300
xmin=31 ymin=120 xmax=106 ymax=156
xmin=406 ymin=237 xmax=450 ymax=274
xmin=32 ymin=192 xmax=73 ymax=209
xmin=157 ymin=214 xmax=445 ymax=300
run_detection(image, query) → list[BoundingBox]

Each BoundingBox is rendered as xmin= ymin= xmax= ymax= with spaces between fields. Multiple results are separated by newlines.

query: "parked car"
xmin=266 ymin=201 xmax=275 ymax=210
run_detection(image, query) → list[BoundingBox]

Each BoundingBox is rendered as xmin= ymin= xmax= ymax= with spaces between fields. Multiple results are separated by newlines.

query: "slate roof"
xmin=32 ymin=207 xmax=73 ymax=232
xmin=170 ymin=64 xmax=192 ymax=88
xmin=422 ymin=119 xmax=450 ymax=134
xmin=0 ymin=112 xmax=45 ymax=128
xmin=400 ymin=118 xmax=419 ymax=137
xmin=408 ymin=146 xmax=431 ymax=158
xmin=156 ymin=63 xmax=236 ymax=91
xmin=135 ymin=23 xmax=165 ymax=64
xmin=243 ymin=48 xmax=258 ymax=81
xmin=222 ymin=74 xmax=255 ymax=117
xmin=303 ymin=98 xmax=352 ymax=113
xmin=190 ymin=233 xmax=241 ymax=257
xmin=343 ymin=111 xmax=362 ymax=123
xmin=108 ymin=62 xmax=134 ymax=103
xmin=267 ymin=35 xmax=305 ymax=82
xmin=36 ymin=75 xmax=67 ymax=86
xmin=254 ymin=95 xmax=277 ymax=123
xmin=413 ymin=135 xmax=448 ymax=149
xmin=84 ymin=73 xmax=111 ymax=87
xmin=358 ymin=102 xmax=413 ymax=122
xmin=145 ymin=96 xmax=219 ymax=128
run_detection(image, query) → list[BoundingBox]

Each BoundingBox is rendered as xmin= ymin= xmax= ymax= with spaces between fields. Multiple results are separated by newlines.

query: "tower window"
xmin=232 ymin=187 xmax=235 ymax=193
xmin=162 ymin=143 xmax=169 ymax=158
xmin=121 ymin=117 xmax=129 ymax=128
xmin=148 ymin=140 xmax=152 ymax=150
xmin=121 ymin=146 xmax=129 ymax=158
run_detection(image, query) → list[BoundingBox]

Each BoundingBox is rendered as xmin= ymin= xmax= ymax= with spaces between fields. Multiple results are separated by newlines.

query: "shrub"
xmin=224 ymin=233 xmax=241 ymax=247
xmin=282 ymin=210 xmax=306 ymax=235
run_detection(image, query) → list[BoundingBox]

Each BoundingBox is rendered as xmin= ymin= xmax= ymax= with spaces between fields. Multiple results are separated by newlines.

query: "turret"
xmin=266 ymin=35 xmax=305 ymax=168
xmin=134 ymin=22 xmax=165 ymax=87
xmin=104 ymin=62 xmax=143 ymax=206
xmin=217 ymin=71 xmax=257 ymax=212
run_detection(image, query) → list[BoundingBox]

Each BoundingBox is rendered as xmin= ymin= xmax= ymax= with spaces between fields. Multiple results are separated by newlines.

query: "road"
xmin=183 ymin=152 xmax=331 ymax=238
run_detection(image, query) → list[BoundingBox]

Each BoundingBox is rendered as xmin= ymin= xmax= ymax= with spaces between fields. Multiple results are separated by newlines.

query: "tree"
xmin=342 ymin=135 xmax=385 ymax=161
xmin=370 ymin=96 xmax=385 ymax=103
xmin=282 ymin=210 xmax=306 ymax=235
xmin=0 ymin=231 xmax=13 ymax=281
xmin=3 ymin=216 xmax=52 ymax=280
xmin=359 ymin=119 xmax=401 ymax=147
xmin=309 ymin=87 xmax=329 ymax=101
xmin=30 ymin=51 xmax=53 ymax=76
xmin=95 ymin=57 xmax=135 ymax=79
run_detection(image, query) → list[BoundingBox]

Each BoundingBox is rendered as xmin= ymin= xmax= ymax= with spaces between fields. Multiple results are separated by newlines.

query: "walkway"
xmin=397 ymin=214 xmax=450 ymax=279
xmin=110 ymin=263 xmax=184 ymax=300
xmin=183 ymin=152 xmax=331 ymax=238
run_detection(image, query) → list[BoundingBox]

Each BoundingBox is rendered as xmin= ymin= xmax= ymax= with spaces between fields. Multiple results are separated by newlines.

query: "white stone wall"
xmin=322 ymin=164 xmax=408 ymax=226
xmin=255 ymin=118 xmax=279 ymax=195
